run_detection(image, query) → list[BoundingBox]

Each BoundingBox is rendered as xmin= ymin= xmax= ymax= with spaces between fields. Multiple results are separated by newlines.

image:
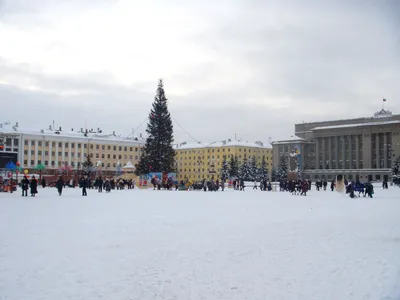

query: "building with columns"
xmin=272 ymin=109 xmax=400 ymax=182
xmin=0 ymin=121 xmax=145 ymax=175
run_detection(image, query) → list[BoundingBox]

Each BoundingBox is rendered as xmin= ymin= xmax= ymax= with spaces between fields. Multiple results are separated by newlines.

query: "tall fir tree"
xmin=238 ymin=158 xmax=253 ymax=181
xmin=135 ymin=80 xmax=175 ymax=175
xmin=220 ymin=155 xmax=230 ymax=181
xmin=277 ymin=156 xmax=288 ymax=181
xmin=229 ymin=155 xmax=239 ymax=177
xmin=259 ymin=155 xmax=269 ymax=180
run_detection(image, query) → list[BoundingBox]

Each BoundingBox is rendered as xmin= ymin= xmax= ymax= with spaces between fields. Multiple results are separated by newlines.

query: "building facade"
xmin=0 ymin=121 xmax=145 ymax=175
xmin=175 ymin=139 xmax=272 ymax=181
xmin=272 ymin=109 xmax=400 ymax=181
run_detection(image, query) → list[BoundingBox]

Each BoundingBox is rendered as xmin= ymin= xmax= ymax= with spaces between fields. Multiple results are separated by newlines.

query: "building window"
xmin=14 ymin=139 xmax=19 ymax=146
xmin=24 ymin=140 xmax=28 ymax=146
xmin=90 ymin=153 xmax=93 ymax=157
xmin=30 ymin=150 xmax=34 ymax=155
xmin=124 ymin=147 xmax=127 ymax=151
xmin=113 ymin=154 xmax=116 ymax=159
xmin=130 ymin=147 xmax=133 ymax=151
xmin=24 ymin=160 xmax=28 ymax=165
xmin=58 ymin=151 xmax=62 ymax=156
xmin=107 ymin=154 xmax=110 ymax=159
xmin=118 ymin=155 xmax=122 ymax=159
xmin=113 ymin=163 xmax=116 ymax=167
xmin=129 ymin=155 xmax=132 ymax=159
xmin=113 ymin=146 xmax=116 ymax=151
xmin=107 ymin=163 xmax=110 ymax=167
xmin=30 ymin=160 xmax=34 ymax=165
xmin=78 ymin=153 xmax=81 ymax=158
xmin=96 ymin=145 xmax=99 ymax=150
xmin=78 ymin=143 xmax=81 ymax=149
xmin=45 ymin=161 xmax=48 ymax=166
xmin=71 ymin=143 xmax=75 ymax=148
xmin=102 ymin=145 xmax=105 ymax=150
xmin=84 ymin=144 xmax=87 ymax=149
xmin=96 ymin=153 xmax=99 ymax=158
xmin=71 ymin=162 xmax=75 ymax=167
xmin=31 ymin=141 xmax=35 ymax=146
xmin=108 ymin=146 xmax=111 ymax=150
xmin=90 ymin=144 xmax=93 ymax=149
xmin=119 ymin=146 xmax=122 ymax=151
xmin=102 ymin=154 xmax=105 ymax=158
xmin=51 ymin=151 xmax=55 ymax=156
xmin=135 ymin=148 xmax=138 ymax=152
xmin=135 ymin=156 xmax=138 ymax=160
xmin=24 ymin=150 xmax=28 ymax=155
xmin=38 ymin=150 xmax=42 ymax=155
xmin=65 ymin=152 xmax=68 ymax=157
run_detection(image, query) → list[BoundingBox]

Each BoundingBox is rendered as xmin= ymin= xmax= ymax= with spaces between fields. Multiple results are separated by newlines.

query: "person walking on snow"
xmin=80 ymin=176 xmax=88 ymax=196
xmin=253 ymin=180 xmax=258 ymax=190
xmin=56 ymin=176 xmax=64 ymax=196
xmin=30 ymin=176 xmax=38 ymax=197
xmin=21 ymin=176 xmax=29 ymax=197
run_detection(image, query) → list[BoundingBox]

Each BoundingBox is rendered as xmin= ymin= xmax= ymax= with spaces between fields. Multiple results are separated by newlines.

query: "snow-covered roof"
xmin=123 ymin=161 xmax=135 ymax=169
xmin=175 ymin=140 xmax=271 ymax=150
xmin=271 ymin=135 xmax=305 ymax=145
xmin=312 ymin=120 xmax=400 ymax=130
xmin=0 ymin=121 xmax=146 ymax=144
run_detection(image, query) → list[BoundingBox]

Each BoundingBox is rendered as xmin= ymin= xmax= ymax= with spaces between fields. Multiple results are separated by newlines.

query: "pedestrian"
xmin=80 ymin=176 xmax=88 ymax=196
xmin=56 ymin=176 xmax=64 ymax=196
xmin=253 ymin=180 xmax=258 ymax=190
xmin=21 ymin=176 xmax=29 ymax=197
xmin=30 ymin=175 xmax=38 ymax=197
xmin=41 ymin=177 xmax=46 ymax=188
xmin=98 ymin=176 xmax=103 ymax=193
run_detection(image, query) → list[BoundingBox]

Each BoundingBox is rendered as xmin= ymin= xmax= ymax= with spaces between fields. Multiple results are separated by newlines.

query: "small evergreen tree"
xmin=135 ymin=80 xmax=175 ymax=175
xmin=271 ymin=166 xmax=277 ymax=182
xmin=238 ymin=158 xmax=253 ymax=181
xmin=393 ymin=156 xmax=400 ymax=176
xmin=277 ymin=155 xmax=288 ymax=181
xmin=250 ymin=155 xmax=258 ymax=180
xmin=82 ymin=155 xmax=93 ymax=176
xmin=259 ymin=155 xmax=269 ymax=180
xmin=229 ymin=155 xmax=239 ymax=177
xmin=220 ymin=155 xmax=230 ymax=181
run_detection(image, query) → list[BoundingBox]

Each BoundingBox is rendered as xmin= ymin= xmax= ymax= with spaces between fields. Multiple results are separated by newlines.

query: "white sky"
xmin=0 ymin=0 xmax=399 ymax=144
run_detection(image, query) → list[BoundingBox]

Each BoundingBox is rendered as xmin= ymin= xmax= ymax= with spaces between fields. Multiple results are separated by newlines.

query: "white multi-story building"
xmin=0 ymin=121 xmax=145 ymax=174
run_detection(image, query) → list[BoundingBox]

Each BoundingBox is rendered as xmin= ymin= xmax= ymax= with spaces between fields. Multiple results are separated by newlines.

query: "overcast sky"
xmin=0 ymin=0 xmax=399 ymax=145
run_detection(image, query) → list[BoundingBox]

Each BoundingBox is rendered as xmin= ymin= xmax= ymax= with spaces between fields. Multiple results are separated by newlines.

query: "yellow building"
xmin=175 ymin=139 xmax=272 ymax=181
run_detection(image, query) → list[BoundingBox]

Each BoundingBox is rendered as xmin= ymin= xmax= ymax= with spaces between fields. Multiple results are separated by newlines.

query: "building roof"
xmin=0 ymin=121 xmax=146 ymax=144
xmin=175 ymin=139 xmax=271 ymax=150
xmin=312 ymin=120 xmax=400 ymax=131
xmin=271 ymin=135 xmax=305 ymax=145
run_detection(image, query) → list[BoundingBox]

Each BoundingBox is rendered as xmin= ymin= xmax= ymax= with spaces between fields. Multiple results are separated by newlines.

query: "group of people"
xmin=20 ymin=175 xmax=38 ymax=197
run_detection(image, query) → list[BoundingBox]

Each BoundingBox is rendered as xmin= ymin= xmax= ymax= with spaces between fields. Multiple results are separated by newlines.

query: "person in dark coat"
xmin=98 ymin=176 xmax=103 ymax=193
xmin=56 ymin=176 xmax=64 ymax=196
xmin=330 ymin=180 xmax=335 ymax=191
xmin=21 ymin=176 xmax=29 ymax=197
xmin=30 ymin=176 xmax=38 ymax=197
xmin=41 ymin=177 xmax=46 ymax=188
xmin=80 ymin=176 xmax=88 ymax=196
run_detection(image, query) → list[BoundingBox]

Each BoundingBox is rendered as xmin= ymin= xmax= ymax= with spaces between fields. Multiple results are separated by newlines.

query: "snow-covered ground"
xmin=1 ymin=187 xmax=400 ymax=300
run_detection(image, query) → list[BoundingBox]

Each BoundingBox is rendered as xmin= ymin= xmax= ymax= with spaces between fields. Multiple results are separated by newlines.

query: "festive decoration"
xmin=24 ymin=169 xmax=28 ymax=174
xmin=35 ymin=164 xmax=46 ymax=180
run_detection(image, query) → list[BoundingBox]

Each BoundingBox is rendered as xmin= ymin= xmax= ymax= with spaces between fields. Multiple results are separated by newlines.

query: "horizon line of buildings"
xmin=1 ymin=106 xmax=399 ymax=182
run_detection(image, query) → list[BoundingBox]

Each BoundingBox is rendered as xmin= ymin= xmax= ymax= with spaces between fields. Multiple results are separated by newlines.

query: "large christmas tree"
xmin=135 ymin=80 xmax=175 ymax=175
xmin=238 ymin=158 xmax=254 ymax=181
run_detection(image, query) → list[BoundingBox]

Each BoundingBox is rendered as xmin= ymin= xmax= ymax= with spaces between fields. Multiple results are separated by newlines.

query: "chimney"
xmin=140 ymin=133 xmax=142 ymax=138
xmin=59 ymin=126 xmax=62 ymax=131
xmin=15 ymin=122 xmax=19 ymax=127
xmin=113 ymin=131 xmax=116 ymax=136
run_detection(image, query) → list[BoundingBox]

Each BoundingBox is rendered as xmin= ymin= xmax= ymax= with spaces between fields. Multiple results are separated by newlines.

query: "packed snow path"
xmin=1 ymin=187 xmax=400 ymax=300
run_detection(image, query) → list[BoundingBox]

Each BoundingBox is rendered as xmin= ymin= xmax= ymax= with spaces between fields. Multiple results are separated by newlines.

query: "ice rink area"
xmin=1 ymin=187 xmax=400 ymax=300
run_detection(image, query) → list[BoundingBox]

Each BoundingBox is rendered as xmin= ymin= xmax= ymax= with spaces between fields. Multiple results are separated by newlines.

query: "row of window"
xmin=178 ymin=148 xmax=270 ymax=155
xmin=23 ymin=160 xmax=130 ymax=168
xmin=24 ymin=140 xmax=141 ymax=152
xmin=178 ymin=154 xmax=271 ymax=161
xmin=24 ymin=150 xmax=139 ymax=160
